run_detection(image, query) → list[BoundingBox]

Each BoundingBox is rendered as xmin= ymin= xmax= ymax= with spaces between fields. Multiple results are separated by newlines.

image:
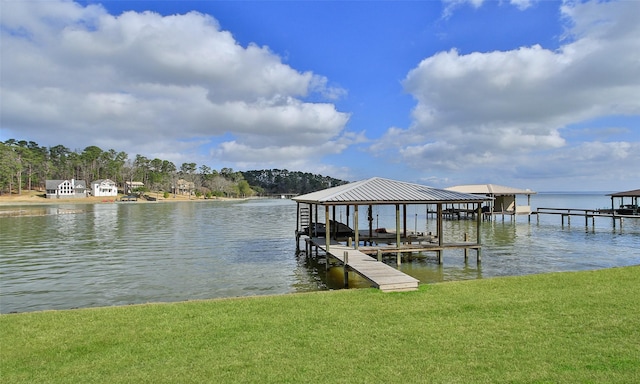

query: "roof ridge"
xmin=320 ymin=177 xmax=374 ymax=200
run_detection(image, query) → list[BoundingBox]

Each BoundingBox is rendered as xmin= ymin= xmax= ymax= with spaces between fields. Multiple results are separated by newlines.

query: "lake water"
xmin=1 ymin=193 xmax=639 ymax=313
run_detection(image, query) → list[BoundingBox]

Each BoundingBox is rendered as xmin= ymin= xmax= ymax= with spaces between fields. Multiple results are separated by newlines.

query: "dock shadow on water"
xmin=1 ymin=195 xmax=639 ymax=313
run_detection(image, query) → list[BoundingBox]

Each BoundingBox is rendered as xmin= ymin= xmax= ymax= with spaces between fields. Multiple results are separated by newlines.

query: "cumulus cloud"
xmin=0 ymin=0 xmax=350 ymax=168
xmin=379 ymin=0 xmax=640 ymax=188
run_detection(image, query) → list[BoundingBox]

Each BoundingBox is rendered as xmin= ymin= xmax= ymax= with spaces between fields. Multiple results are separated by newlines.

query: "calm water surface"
xmin=1 ymin=193 xmax=639 ymax=313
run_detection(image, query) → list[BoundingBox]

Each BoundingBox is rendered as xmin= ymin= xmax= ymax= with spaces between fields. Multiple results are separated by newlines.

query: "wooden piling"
xmin=464 ymin=233 xmax=469 ymax=261
xmin=343 ymin=251 xmax=349 ymax=287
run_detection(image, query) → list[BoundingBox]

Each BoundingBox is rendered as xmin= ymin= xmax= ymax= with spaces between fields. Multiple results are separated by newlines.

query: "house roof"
xmin=45 ymin=180 xmax=65 ymax=189
xmin=91 ymin=179 xmax=115 ymax=185
xmin=292 ymin=177 xmax=490 ymax=205
xmin=607 ymin=189 xmax=640 ymax=197
xmin=45 ymin=179 xmax=86 ymax=189
xmin=445 ymin=184 xmax=536 ymax=196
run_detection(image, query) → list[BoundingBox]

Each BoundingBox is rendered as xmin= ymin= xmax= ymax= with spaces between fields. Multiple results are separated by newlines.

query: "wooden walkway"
xmin=307 ymin=238 xmax=419 ymax=292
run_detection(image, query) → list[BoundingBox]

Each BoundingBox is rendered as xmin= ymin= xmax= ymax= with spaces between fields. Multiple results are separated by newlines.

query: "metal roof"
xmin=292 ymin=177 xmax=490 ymax=205
xmin=446 ymin=184 xmax=536 ymax=196
xmin=607 ymin=189 xmax=640 ymax=197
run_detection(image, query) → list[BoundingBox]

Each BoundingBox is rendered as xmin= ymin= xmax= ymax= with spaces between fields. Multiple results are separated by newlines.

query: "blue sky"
xmin=1 ymin=0 xmax=638 ymax=191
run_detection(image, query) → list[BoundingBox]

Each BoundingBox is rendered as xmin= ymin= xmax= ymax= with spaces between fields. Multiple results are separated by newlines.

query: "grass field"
xmin=2 ymin=266 xmax=639 ymax=383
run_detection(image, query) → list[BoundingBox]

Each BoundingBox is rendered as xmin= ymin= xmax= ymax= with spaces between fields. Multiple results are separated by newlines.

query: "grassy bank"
xmin=2 ymin=266 xmax=639 ymax=383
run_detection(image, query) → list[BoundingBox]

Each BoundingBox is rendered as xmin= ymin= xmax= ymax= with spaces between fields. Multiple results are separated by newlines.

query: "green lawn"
xmin=2 ymin=266 xmax=639 ymax=383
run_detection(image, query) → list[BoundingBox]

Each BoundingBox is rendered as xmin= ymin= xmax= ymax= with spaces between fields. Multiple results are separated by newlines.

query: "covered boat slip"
xmin=445 ymin=184 xmax=536 ymax=219
xmin=293 ymin=178 xmax=490 ymax=292
xmin=606 ymin=189 xmax=640 ymax=216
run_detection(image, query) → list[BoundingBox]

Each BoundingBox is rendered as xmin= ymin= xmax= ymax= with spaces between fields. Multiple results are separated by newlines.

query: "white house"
xmin=91 ymin=179 xmax=118 ymax=197
xmin=45 ymin=179 xmax=88 ymax=199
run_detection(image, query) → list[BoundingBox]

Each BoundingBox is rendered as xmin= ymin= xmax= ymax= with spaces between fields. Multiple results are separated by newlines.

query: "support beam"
xmin=325 ymin=205 xmax=330 ymax=253
xmin=395 ymin=204 xmax=401 ymax=247
xmin=437 ymin=203 xmax=443 ymax=264
xmin=354 ymin=205 xmax=359 ymax=249
xmin=403 ymin=204 xmax=407 ymax=239
xmin=396 ymin=204 xmax=401 ymax=265
xmin=332 ymin=205 xmax=336 ymax=239
xmin=476 ymin=203 xmax=482 ymax=263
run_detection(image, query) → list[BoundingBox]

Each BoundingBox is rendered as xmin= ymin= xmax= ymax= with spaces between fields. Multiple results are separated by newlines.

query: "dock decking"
xmin=307 ymin=238 xmax=419 ymax=292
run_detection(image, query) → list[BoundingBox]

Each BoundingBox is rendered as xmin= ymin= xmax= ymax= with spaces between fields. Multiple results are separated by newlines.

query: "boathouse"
xmin=445 ymin=184 xmax=536 ymax=218
xmin=607 ymin=189 xmax=640 ymax=215
xmin=123 ymin=181 xmax=144 ymax=194
xmin=293 ymin=177 xmax=490 ymax=292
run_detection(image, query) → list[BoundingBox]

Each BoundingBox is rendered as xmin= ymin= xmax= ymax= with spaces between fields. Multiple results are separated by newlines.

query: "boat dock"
xmin=305 ymin=237 xmax=419 ymax=292
xmin=534 ymin=207 xmax=640 ymax=228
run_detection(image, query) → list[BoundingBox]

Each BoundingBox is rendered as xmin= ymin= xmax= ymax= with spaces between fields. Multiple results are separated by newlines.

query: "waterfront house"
xmin=173 ymin=179 xmax=195 ymax=195
xmin=91 ymin=179 xmax=118 ymax=197
xmin=45 ymin=179 xmax=88 ymax=199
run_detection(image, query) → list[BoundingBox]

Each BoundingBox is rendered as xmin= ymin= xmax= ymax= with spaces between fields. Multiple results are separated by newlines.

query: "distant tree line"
xmin=0 ymin=139 xmax=346 ymax=197
xmin=241 ymin=169 xmax=347 ymax=195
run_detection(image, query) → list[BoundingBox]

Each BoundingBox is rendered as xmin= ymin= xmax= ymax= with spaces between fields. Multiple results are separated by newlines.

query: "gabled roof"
xmin=91 ymin=179 xmax=116 ymax=185
xmin=292 ymin=177 xmax=490 ymax=205
xmin=45 ymin=180 xmax=66 ymax=189
xmin=607 ymin=189 xmax=640 ymax=197
xmin=445 ymin=184 xmax=536 ymax=196
xmin=45 ymin=179 xmax=87 ymax=189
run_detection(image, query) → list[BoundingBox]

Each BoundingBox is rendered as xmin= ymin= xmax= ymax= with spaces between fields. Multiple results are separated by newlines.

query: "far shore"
xmin=0 ymin=190 xmax=249 ymax=206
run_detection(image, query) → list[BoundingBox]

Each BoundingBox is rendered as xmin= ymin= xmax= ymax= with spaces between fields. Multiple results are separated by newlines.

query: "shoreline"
xmin=0 ymin=190 xmax=249 ymax=206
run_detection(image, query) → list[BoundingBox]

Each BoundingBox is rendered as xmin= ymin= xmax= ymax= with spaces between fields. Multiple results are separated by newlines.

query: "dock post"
xmin=354 ymin=205 xmax=359 ymax=250
xmin=464 ymin=233 xmax=469 ymax=262
xmin=343 ymin=251 xmax=349 ymax=287
xmin=325 ymin=206 xmax=331 ymax=253
xmin=397 ymin=252 xmax=401 ymax=266
xmin=476 ymin=204 xmax=482 ymax=264
xmin=377 ymin=249 xmax=382 ymax=262
xmin=347 ymin=237 xmax=352 ymax=248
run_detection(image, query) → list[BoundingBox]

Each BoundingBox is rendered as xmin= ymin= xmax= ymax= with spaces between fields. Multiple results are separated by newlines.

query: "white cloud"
xmin=212 ymin=130 xmax=367 ymax=170
xmin=442 ymin=0 xmax=534 ymax=19
xmin=380 ymin=0 xmax=640 ymax=188
xmin=0 ymin=0 xmax=351 ymax=167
